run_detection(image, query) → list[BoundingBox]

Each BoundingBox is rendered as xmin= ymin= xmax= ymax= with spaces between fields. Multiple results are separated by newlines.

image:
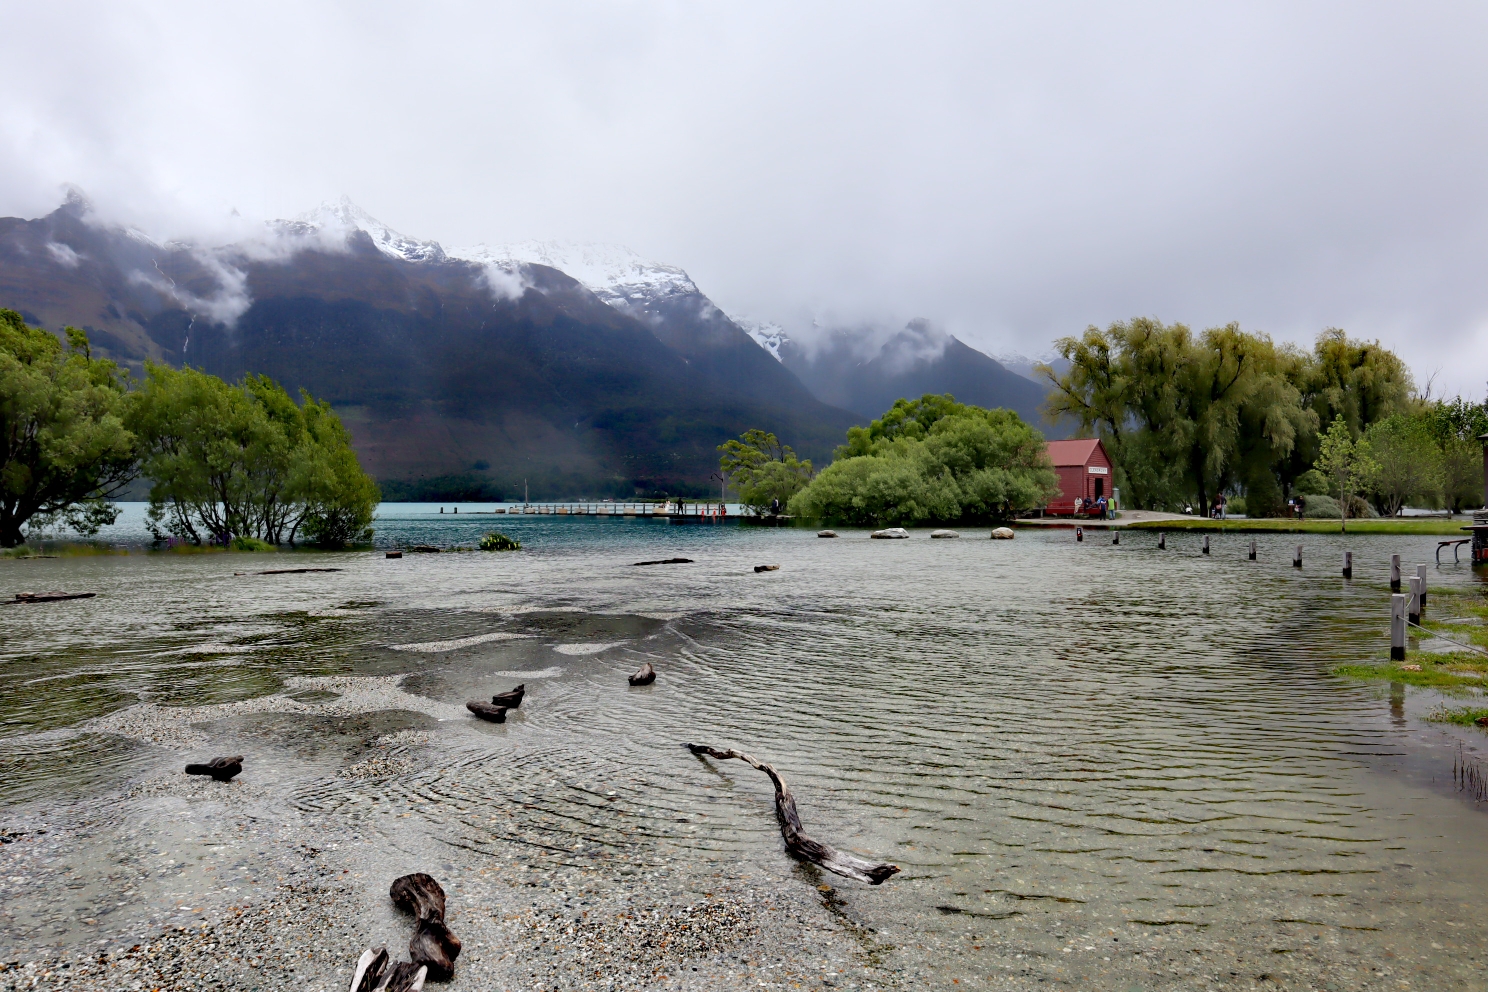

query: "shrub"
xmin=1301 ymin=494 xmax=1342 ymax=518
xmin=1225 ymin=496 xmax=1246 ymax=516
xmin=1293 ymin=469 xmax=1329 ymax=496
xmin=231 ymin=536 xmax=275 ymax=551
xmin=480 ymin=531 xmax=521 ymax=551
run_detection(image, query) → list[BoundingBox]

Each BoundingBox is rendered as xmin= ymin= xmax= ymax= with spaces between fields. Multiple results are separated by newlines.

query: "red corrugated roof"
xmin=1045 ymin=438 xmax=1104 ymax=466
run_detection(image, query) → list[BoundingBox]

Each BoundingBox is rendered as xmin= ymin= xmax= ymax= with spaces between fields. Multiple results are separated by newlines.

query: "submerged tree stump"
xmin=683 ymin=743 xmax=900 ymax=885
xmin=390 ymin=873 xmax=461 ymax=981
xmin=466 ymin=701 xmax=508 ymax=723
xmin=184 ymin=756 xmax=243 ymax=782
xmin=490 ymin=684 xmax=525 ymax=708
xmin=11 ymin=591 xmax=96 ymax=604
xmin=628 ymin=662 xmax=656 ymax=686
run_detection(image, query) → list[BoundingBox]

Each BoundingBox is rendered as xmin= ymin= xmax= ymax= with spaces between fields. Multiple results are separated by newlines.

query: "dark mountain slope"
xmin=0 ymin=203 xmax=859 ymax=496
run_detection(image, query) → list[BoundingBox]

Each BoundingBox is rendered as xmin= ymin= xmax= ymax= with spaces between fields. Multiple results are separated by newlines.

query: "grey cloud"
xmin=3 ymin=2 xmax=1487 ymax=394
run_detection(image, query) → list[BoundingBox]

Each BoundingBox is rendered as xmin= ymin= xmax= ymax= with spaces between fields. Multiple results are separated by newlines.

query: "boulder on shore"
xmin=930 ymin=529 xmax=960 ymax=539
xmin=871 ymin=528 xmax=911 ymax=539
xmin=990 ymin=527 xmax=1015 ymax=540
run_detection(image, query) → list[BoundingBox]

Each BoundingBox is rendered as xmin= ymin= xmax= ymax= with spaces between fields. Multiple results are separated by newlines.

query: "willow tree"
xmin=0 ymin=311 xmax=135 ymax=546
xmin=129 ymin=364 xmax=378 ymax=546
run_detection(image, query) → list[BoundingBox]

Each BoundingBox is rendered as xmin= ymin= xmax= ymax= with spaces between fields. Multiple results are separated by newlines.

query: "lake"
xmin=1 ymin=507 xmax=1486 ymax=990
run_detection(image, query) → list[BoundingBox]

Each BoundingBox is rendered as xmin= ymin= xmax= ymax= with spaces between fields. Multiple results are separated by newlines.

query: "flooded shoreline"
xmin=3 ymin=522 xmax=1488 ymax=988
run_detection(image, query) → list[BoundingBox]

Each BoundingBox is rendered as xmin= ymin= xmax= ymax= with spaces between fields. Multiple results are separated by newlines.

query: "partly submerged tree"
xmin=0 ymin=311 xmax=135 ymax=546
xmin=718 ymin=429 xmax=814 ymax=515
xmin=129 ymin=364 xmax=378 ymax=546
xmin=788 ymin=395 xmax=1057 ymax=525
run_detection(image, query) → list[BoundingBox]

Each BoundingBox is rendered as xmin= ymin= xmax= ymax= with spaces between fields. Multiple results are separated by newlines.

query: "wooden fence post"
xmin=1391 ymin=593 xmax=1406 ymax=661
xmin=1158 ymin=532 xmax=1166 ymax=550
xmin=1416 ymin=564 xmax=1428 ymax=612
xmin=1408 ymin=576 xmax=1422 ymax=625
xmin=1390 ymin=554 xmax=1401 ymax=592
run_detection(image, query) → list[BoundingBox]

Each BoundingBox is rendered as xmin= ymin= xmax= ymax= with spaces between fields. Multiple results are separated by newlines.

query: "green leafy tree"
xmin=0 ymin=310 xmax=135 ymax=546
xmin=1361 ymin=414 xmax=1442 ymax=517
xmin=788 ymin=396 xmax=1057 ymax=525
xmin=1039 ymin=319 xmax=1314 ymax=512
xmin=717 ymin=429 xmax=813 ymax=515
xmin=129 ymin=364 xmax=378 ymax=546
xmin=1314 ymin=415 xmax=1377 ymax=532
xmin=1424 ymin=397 xmax=1488 ymax=513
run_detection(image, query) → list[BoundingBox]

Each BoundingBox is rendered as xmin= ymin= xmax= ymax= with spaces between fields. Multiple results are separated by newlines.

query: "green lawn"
xmin=1123 ymin=517 xmax=1469 ymax=535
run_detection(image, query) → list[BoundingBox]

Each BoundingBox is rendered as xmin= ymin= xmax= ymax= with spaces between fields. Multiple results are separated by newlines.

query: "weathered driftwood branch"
xmin=349 ymin=946 xmax=427 ymax=992
xmin=628 ymin=663 xmax=656 ymax=686
xmin=490 ymin=684 xmax=525 ymax=708
xmin=11 ymin=591 xmax=96 ymax=604
xmin=632 ymin=557 xmax=693 ymax=566
xmin=390 ymin=873 xmax=461 ymax=981
xmin=184 ymin=756 xmax=243 ymax=782
xmin=683 ymin=744 xmax=900 ymax=885
xmin=257 ymin=568 xmax=342 ymax=575
xmin=465 ymin=701 xmax=508 ymax=723
xmin=754 ymin=564 xmax=780 ymax=572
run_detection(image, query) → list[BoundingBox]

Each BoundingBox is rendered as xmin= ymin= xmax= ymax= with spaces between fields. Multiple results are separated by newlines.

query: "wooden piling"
xmin=1390 ymin=554 xmax=1401 ymax=592
xmin=1112 ymin=531 xmax=1120 ymax=545
xmin=1248 ymin=538 xmax=1256 ymax=561
xmin=1076 ymin=527 xmax=1083 ymax=542
xmin=1416 ymin=564 xmax=1428 ymax=613
xmin=1202 ymin=535 xmax=1210 ymax=555
xmin=1390 ymin=593 xmax=1406 ymax=661
xmin=1343 ymin=550 xmax=1353 ymax=579
xmin=1293 ymin=544 xmax=1302 ymax=569
xmin=1408 ymin=576 xmax=1421 ymax=625
xmin=1158 ymin=532 xmax=1166 ymax=550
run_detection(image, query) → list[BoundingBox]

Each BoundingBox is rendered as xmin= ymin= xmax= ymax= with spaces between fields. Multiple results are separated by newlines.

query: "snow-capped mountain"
xmin=448 ymin=241 xmax=699 ymax=312
xmin=281 ymin=197 xmax=448 ymax=263
xmin=729 ymin=315 xmax=790 ymax=362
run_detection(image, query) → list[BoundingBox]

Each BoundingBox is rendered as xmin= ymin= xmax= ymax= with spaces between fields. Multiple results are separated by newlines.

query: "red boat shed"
xmin=1043 ymin=438 xmax=1114 ymax=516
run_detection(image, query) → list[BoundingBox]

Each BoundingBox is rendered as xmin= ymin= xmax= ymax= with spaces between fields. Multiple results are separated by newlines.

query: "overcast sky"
xmin=5 ymin=2 xmax=1488 ymax=395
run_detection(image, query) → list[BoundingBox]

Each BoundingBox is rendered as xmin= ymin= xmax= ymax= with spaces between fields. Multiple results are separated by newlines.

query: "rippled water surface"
xmin=5 ymin=508 xmax=1488 ymax=986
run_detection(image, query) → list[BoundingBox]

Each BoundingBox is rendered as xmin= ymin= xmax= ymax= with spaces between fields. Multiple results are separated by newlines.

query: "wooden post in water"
xmin=1390 ymin=593 xmax=1407 ymax=661
xmin=1158 ymin=532 xmax=1166 ymax=550
xmin=1112 ymin=530 xmax=1120 ymax=545
xmin=1293 ymin=544 xmax=1303 ymax=569
xmin=1202 ymin=535 xmax=1210 ymax=555
xmin=1248 ymin=538 xmax=1257 ymax=561
xmin=1417 ymin=564 xmax=1428 ymax=613
xmin=1408 ymin=576 xmax=1422 ymax=625
xmin=1390 ymin=554 xmax=1401 ymax=592
xmin=1343 ymin=551 xmax=1353 ymax=579
xmin=1076 ymin=526 xmax=1084 ymax=542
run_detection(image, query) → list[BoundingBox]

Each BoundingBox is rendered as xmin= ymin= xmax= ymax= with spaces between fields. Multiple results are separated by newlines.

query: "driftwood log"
xmin=257 ymin=568 xmax=342 ymax=575
xmin=390 ymin=874 xmax=461 ymax=981
xmin=490 ymin=684 xmax=525 ymax=708
xmin=386 ymin=551 xmax=403 ymax=559
xmin=628 ymin=663 xmax=656 ymax=686
xmin=754 ymin=564 xmax=780 ymax=573
xmin=632 ymin=557 xmax=693 ymax=566
xmin=184 ymin=756 xmax=243 ymax=782
xmin=466 ymin=701 xmax=508 ymax=723
xmin=11 ymin=591 xmax=96 ymax=604
xmin=683 ymin=743 xmax=899 ymax=885
xmin=349 ymin=946 xmax=427 ymax=992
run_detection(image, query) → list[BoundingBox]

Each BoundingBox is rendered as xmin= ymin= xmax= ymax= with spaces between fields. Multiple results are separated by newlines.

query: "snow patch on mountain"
xmin=281 ymin=197 xmax=447 ymax=263
xmin=730 ymin=315 xmax=790 ymax=362
xmin=448 ymin=241 xmax=699 ymax=309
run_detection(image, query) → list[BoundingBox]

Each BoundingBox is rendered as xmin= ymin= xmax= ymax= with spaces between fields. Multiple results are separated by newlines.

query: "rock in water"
xmin=990 ymin=527 xmax=1015 ymax=540
xmin=184 ymin=756 xmax=243 ymax=781
xmin=817 ymin=530 xmax=838 ymax=538
xmin=466 ymin=701 xmax=508 ymax=722
xmin=490 ymin=684 xmax=525 ymax=708
xmin=628 ymin=662 xmax=656 ymax=686
xmin=930 ymin=529 xmax=960 ymax=539
xmin=870 ymin=528 xmax=911 ymax=539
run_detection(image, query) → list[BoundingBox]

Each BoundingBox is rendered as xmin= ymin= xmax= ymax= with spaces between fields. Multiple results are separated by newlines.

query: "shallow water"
xmin=4 ymin=512 xmax=1488 ymax=986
